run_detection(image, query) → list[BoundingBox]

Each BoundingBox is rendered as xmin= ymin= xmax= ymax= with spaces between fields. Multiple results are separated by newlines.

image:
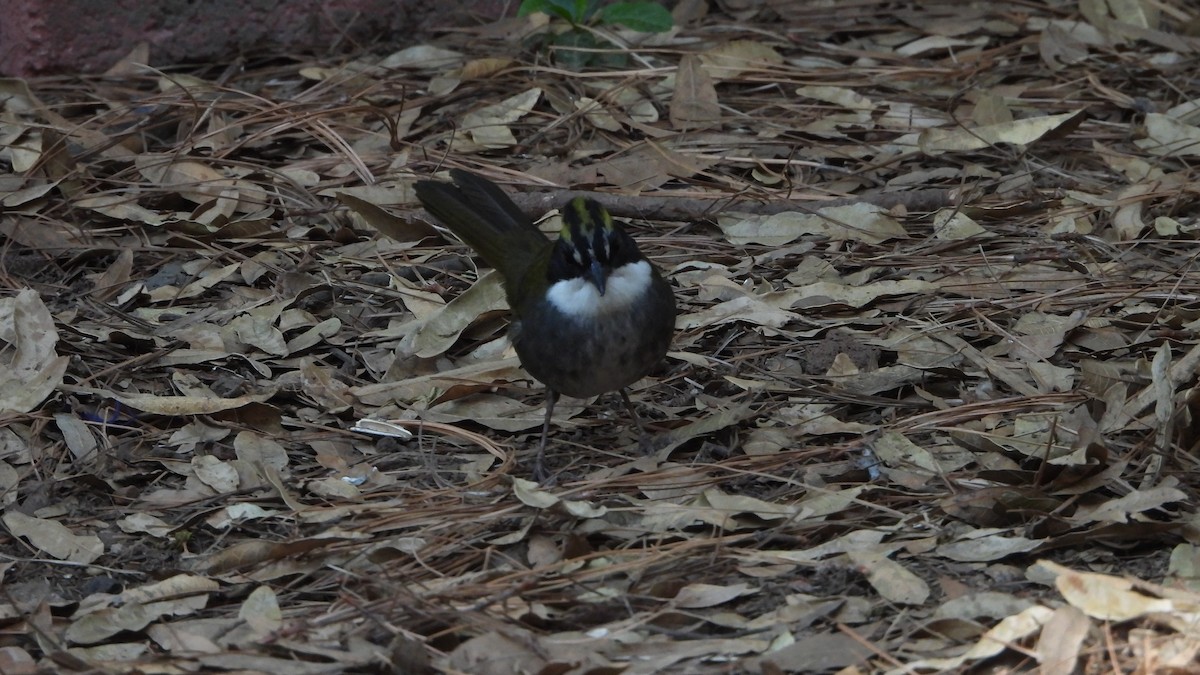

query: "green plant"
xmin=519 ymin=0 xmax=673 ymax=32
xmin=518 ymin=0 xmax=673 ymax=69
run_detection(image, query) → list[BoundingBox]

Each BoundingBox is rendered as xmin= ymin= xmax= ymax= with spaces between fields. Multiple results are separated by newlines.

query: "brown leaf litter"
xmin=3 ymin=1 xmax=1200 ymax=672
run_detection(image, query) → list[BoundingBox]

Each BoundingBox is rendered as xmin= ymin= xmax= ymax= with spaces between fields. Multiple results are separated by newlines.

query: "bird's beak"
xmin=587 ymin=259 xmax=607 ymax=295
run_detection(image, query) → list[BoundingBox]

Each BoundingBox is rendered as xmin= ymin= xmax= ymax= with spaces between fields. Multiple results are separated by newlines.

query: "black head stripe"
xmin=585 ymin=199 xmax=608 ymax=229
xmin=572 ymin=218 xmax=593 ymax=268
xmin=580 ymin=199 xmax=609 ymax=262
xmin=548 ymin=197 xmax=647 ymax=283
xmin=593 ymin=223 xmax=607 ymax=263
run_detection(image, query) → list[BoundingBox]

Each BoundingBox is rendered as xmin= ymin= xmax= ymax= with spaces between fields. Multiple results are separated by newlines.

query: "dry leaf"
xmin=674 ymin=583 xmax=757 ymax=609
xmin=846 ymin=550 xmax=931 ymax=605
xmin=2 ymin=511 xmax=103 ymax=563
xmin=0 ymin=290 xmax=68 ymax=414
xmin=719 ymin=203 xmax=909 ymax=246
xmin=918 ymin=109 xmax=1086 ymax=154
xmin=463 ymin=88 xmax=543 ymax=149
xmin=699 ymin=40 xmax=784 ymax=80
xmin=670 ymin=54 xmax=720 ymax=130
xmin=1135 ymin=113 xmax=1200 ymax=157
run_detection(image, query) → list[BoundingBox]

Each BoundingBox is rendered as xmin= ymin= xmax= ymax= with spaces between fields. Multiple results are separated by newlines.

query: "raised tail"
xmin=414 ymin=170 xmax=550 ymax=283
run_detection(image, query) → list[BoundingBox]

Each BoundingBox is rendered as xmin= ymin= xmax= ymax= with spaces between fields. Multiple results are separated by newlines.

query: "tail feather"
xmin=414 ymin=171 xmax=549 ymax=282
xmin=448 ymin=169 xmax=533 ymax=235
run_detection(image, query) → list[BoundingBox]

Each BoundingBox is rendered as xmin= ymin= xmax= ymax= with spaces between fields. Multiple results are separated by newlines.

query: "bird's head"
xmin=549 ymin=197 xmax=642 ymax=294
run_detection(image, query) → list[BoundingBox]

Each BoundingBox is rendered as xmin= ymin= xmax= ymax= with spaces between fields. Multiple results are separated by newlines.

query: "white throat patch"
xmin=545 ymin=260 xmax=652 ymax=319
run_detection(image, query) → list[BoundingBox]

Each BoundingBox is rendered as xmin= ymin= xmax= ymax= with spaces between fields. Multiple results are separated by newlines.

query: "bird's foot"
xmin=531 ymin=455 xmax=557 ymax=485
xmin=636 ymin=432 xmax=656 ymax=455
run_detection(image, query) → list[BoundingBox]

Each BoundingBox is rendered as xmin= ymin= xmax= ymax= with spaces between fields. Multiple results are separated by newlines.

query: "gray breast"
xmin=512 ymin=294 xmax=672 ymax=399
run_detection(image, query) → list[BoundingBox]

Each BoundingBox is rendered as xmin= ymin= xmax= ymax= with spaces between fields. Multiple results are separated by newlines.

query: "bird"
xmin=414 ymin=169 xmax=676 ymax=479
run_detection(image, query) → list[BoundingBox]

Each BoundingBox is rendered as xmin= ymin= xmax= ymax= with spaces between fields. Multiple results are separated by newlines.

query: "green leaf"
xmin=550 ymin=29 xmax=598 ymax=70
xmin=517 ymin=0 xmax=550 ymax=16
xmin=518 ymin=0 xmax=591 ymax=25
xmin=599 ymin=2 xmax=674 ymax=32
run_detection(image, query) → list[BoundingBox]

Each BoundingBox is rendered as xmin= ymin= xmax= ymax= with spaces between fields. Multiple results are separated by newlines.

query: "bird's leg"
xmin=618 ymin=389 xmax=655 ymax=453
xmin=618 ymin=389 xmax=646 ymax=434
xmin=533 ymin=389 xmax=560 ymax=482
